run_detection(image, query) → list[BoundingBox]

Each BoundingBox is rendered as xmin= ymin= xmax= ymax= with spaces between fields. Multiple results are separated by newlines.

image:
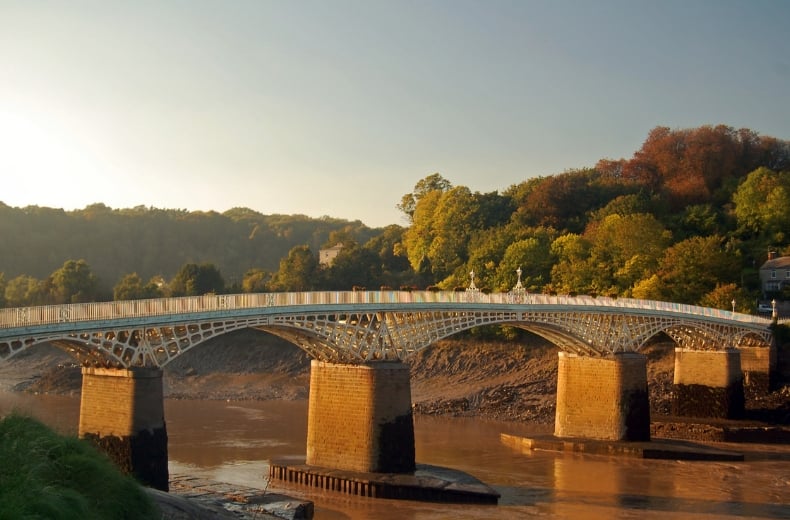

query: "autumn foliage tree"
xmin=612 ymin=125 xmax=790 ymax=210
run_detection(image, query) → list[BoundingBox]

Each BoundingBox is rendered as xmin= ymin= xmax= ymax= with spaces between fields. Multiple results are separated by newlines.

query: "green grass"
xmin=0 ymin=413 xmax=159 ymax=519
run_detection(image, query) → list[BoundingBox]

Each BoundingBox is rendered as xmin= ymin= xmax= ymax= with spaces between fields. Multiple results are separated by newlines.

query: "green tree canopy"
xmin=50 ymin=260 xmax=99 ymax=304
xmin=397 ymin=173 xmax=452 ymax=221
xmin=241 ymin=268 xmax=271 ymax=293
xmin=426 ymin=186 xmax=479 ymax=280
xmin=732 ymin=167 xmax=790 ymax=243
xmin=549 ymin=233 xmax=593 ymax=294
xmin=320 ymin=243 xmax=382 ymax=290
xmin=169 ymin=263 xmax=225 ymax=296
xmin=402 ymin=189 xmax=443 ymax=273
xmin=4 ymin=275 xmax=49 ymax=307
xmin=271 ymin=246 xmax=319 ymax=291
xmin=699 ymin=282 xmax=753 ymax=313
xmin=635 ymin=235 xmax=740 ymax=304
xmin=113 ymin=273 xmax=164 ymax=300
xmin=495 ymin=227 xmax=556 ymax=293
xmin=585 ymin=213 xmax=671 ymax=295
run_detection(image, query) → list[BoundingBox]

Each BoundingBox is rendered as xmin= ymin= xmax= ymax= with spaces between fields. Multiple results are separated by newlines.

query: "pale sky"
xmin=1 ymin=1 xmax=789 ymax=228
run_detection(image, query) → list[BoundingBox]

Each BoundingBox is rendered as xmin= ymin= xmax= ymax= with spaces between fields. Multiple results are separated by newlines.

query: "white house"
xmin=319 ymin=243 xmax=344 ymax=267
xmin=758 ymin=252 xmax=790 ymax=295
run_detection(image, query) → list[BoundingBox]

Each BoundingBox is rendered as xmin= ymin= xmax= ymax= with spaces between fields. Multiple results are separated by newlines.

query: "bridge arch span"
xmin=0 ymin=291 xmax=775 ymax=367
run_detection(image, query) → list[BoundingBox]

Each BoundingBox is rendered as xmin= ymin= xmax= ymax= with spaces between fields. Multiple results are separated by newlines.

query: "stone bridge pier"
xmin=78 ymin=367 xmax=169 ymax=491
xmin=554 ymin=352 xmax=651 ymax=441
xmin=672 ymin=349 xmax=745 ymax=419
xmin=306 ymin=360 xmax=415 ymax=473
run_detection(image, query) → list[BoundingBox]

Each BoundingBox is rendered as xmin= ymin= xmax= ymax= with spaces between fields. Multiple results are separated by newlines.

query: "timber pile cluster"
xmin=3 ymin=329 xmax=789 ymax=432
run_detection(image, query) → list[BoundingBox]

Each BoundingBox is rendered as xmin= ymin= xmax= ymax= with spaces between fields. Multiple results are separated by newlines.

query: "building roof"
xmin=760 ymin=256 xmax=790 ymax=269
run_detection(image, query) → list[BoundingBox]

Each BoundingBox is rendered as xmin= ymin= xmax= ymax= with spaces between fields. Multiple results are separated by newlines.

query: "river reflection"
xmin=2 ymin=393 xmax=789 ymax=519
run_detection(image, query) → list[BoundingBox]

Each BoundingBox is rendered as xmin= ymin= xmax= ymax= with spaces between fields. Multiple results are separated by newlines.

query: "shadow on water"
xmin=614 ymin=494 xmax=790 ymax=519
xmin=497 ymin=485 xmax=790 ymax=519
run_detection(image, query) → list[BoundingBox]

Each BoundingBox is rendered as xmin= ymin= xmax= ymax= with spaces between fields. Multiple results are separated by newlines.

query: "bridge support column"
xmin=306 ymin=360 xmax=415 ymax=473
xmin=738 ymin=345 xmax=776 ymax=398
xmin=78 ymin=367 xmax=168 ymax=491
xmin=672 ymin=348 xmax=744 ymax=419
xmin=555 ymin=352 xmax=650 ymax=441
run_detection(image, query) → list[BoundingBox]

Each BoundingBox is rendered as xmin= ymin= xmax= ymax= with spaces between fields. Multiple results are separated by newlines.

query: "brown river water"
xmin=2 ymin=392 xmax=789 ymax=519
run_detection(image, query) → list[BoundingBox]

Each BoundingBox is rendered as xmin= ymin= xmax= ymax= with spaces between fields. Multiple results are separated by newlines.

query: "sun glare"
xmin=0 ymin=105 xmax=107 ymax=207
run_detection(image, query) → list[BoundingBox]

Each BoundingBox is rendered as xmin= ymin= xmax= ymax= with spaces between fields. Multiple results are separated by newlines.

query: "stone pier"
xmin=78 ymin=367 xmax=169 ymax=491
xmin=672 ymin=348 xmax=744 ymax=419
xmin=305 ymin=360 xmax=415 ymax=473
xmin=738 ymin=345 xmax=776 ymax=397
xmin=554 ymin=352 xmax=650 ymax=441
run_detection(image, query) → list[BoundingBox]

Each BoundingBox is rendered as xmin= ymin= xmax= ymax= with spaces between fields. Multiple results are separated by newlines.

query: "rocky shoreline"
xmin=152 ymin=474 xmax=312 ymax=520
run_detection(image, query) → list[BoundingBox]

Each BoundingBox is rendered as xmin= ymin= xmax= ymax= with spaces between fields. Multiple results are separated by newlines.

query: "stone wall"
xmin=306 ymin=360 xmax=415 ymax=473
xmin=554 ymin=352 xmax=649 ymax=441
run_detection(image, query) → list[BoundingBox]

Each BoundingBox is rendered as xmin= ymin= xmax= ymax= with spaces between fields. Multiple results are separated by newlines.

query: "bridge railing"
xmin=0 ymin=291 xmax=772 ymax=331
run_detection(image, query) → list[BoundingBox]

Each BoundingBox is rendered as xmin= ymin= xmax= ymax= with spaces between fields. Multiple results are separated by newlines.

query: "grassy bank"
xmin=0 ymin=413 xmax=157 ymax=519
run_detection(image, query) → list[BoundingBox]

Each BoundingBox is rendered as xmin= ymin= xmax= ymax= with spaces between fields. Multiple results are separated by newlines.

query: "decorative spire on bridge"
xmin=465 ymin=270 xmax=480 ymax=302
xmin=509 ymin=267 xmax=527 ymax=303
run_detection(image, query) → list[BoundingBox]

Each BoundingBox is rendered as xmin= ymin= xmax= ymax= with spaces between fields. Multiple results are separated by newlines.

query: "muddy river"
xmin=2 ymin=392 xmax=788 ymax=519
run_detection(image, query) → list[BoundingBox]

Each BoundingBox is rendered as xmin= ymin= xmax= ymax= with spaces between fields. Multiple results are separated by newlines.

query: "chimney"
xmin=768 ymin=251 xmax=777 ymax=260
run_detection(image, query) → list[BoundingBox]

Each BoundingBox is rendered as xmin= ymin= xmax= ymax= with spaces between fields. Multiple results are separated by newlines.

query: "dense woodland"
xmin=1 ymin=124 xmax=790 ymax=313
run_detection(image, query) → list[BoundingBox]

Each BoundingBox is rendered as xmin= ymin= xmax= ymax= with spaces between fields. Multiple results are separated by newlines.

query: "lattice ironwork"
xmin=0 ymin=291 xmax=775 ymax=368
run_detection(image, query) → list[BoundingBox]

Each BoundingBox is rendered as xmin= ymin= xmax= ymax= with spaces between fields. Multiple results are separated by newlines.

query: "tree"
xmin=397 ymin=173 xmax=452 ymax=221
xmin=549 ymin=233 xmax=594 ymax=294
xmin=588 ymin=193 xmax=653 ymax=221
xmin=402 ymin=190 xmax=443 ymax=274
xmin=241 ymin=269 xmax=271 ymax=293
xmin=549 ymin=212 xmax=671 ymax=298
xmin=672 ymin=203 xmax=727 ymax=240
xmin=321 ymin=243 xmax=382 ymax=290
xmin=170 ymin=263 xmax=225 ymax=296
xmin=732 ymin=167 xmax=790 ymax=243
xmin=510 ymin=168 xmax=626 ymax=233
xmin=648 ymin=235 xmax=740 ymax=304
xmin=363 ymin=225 xmax=412 ymax=285
xmin=631 ymin=274 xmax=663 ymax=301
xmin=585 ymin=213 xmax=670 ymax=295
xmin=50 ymin=259 xmax=99 ymax=303
xmin=473 ymin=191 xmax=513 ymax=229
xmin=502 ymin=231 xmax=556 ymax=291
xmin=699 ymin=283 xmax=754 ymax=313
xmin=271 ymin=246 xmax=319 ymax=291
xmin=440 ymin=225 xmax=518 ymax=291
xmin=619 ymin=125 xmax=790 ymax=211
xmin=426 ymin=186 xmax=479 ymax=280
xmin=5 ymin=275 xmax=45 ymax=306
xmin=113 ymin=273 xmax=164 ymax=300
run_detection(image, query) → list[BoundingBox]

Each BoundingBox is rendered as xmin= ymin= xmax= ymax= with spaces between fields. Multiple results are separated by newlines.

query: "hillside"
xmin=0 ymin=204 xmax=378 ymax=285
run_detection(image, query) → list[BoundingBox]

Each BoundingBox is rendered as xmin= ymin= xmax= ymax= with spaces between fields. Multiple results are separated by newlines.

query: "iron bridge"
xmin=0 ymin=291 xmax=777 ymax=368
